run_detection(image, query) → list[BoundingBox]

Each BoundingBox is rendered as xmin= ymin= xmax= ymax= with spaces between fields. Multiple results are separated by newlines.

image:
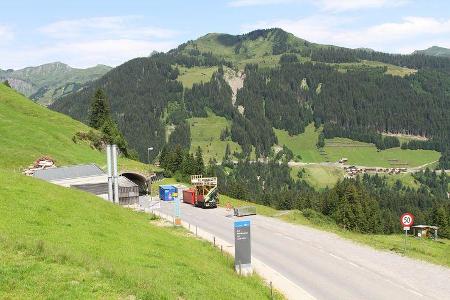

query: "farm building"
xmin=411 ymin=225 xmax=439 ymax=239
xmin=33 ymin=164 xmax=139 ymax=205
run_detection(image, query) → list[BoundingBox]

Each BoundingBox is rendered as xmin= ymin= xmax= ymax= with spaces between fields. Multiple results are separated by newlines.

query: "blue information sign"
xmin=234 ymin=220 xmax=251 ymax=272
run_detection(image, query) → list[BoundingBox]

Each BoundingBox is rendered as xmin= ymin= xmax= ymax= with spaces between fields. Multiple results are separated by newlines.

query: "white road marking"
xmin=347 ymin=261 xmax=360 ymax=268
xmin=328 ymin=253 xmax=343 ymax=260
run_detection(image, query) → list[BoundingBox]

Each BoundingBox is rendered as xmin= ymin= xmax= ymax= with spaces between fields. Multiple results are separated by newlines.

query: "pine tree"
xmin=3 ymin=80 xmax=11 ymax=88
xmin=89 ymin=88 xmax=110 ymax=130
xmin=195 ymin=146 xmax=205 ymax=174
xmin=224 ymin=143 xmax=231 ymax=161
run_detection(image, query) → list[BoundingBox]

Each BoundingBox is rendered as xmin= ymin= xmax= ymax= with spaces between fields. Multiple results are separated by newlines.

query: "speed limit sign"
xmin=400 ymin=213 xmax=414 ymax=227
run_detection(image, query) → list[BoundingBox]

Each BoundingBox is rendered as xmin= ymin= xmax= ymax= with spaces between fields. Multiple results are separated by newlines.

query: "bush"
xmin=302 ymin=208 xmax=335 ymax=226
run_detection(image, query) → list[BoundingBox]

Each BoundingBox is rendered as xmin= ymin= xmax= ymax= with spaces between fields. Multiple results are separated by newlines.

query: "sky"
xmin=1 ymin=0 xmax=450 ymax=69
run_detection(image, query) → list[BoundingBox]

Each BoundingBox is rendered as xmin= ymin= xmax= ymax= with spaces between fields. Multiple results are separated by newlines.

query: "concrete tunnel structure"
xmin=120 ymin=172 xmax=149 ymax=195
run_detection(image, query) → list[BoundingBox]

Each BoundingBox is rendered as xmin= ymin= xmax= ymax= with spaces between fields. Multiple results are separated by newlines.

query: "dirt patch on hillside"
xmin=382 ymin=132 xmax=429 ymax=141
xmin=224 ymin=69 xmax=245 ymax=106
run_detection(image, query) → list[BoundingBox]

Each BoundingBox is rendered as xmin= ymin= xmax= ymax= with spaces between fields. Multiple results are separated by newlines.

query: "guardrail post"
xmin=270 ymin=281 xmax=273 ymax=299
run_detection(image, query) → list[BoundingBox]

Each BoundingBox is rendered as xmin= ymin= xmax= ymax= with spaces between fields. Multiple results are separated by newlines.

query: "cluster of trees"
xmin=206 ymin=159 xmax=450 ymax=236
xmin=311 ymin=47 xmax=358 ymax=63
xmin=412 ymin=168 xmax=449 ymax=199
xmin=168 ymin=121 xmax=191 ymax=150
xmin=87 ymin=88 xmax=134 ymax=158
xmin=354 ymin=50 xmax=450 ymax=73
xmin=302 ymin=44 xmax=450 ymax=73
xmin=184 ymin=69 xmax=234 ymax=118
xmin=159 ymin=145 xmax=205 ymax=182
xmin=323 ymin=124 xmax=400 ymax=150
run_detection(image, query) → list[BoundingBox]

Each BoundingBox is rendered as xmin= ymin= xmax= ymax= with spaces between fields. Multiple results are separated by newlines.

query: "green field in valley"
xmin=0 ymin=170 xmax=280 ymax=299
xmin=275 ymin=124 xmax=441 ymax=168
xmin=275 ymin=125 xmax=326 ymax=163
xmin=0 ymin=84 xmax=156 ymax=174
xmin=290 ymin=165 xmax=345 ymax=189
xmin=177 ymin=66 xmax=218 ymax=88
xmin=188 ymin=111 xmax=242 ymax=162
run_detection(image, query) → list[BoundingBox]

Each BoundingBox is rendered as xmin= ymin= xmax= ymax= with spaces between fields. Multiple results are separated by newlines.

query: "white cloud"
xmin=0 ymin=39 xmax=176 ymax=69
xmin=0 ymin=16 xmax=179 ymax=69
xmin=242 ymin=16 xmax=450 ymax=53
xmin=229 ymin=0 xmax=408 ymax=11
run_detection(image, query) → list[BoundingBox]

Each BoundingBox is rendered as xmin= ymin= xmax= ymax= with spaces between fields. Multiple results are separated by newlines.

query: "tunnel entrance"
xmin=121 ymin=172 xmax=148 ymax=195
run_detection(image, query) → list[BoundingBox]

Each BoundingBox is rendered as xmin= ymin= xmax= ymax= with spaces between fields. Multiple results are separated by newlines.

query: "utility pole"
xmin=147 ymin=147 xmax=153 ymax=196
xmin=112 ymin=144 xmax=119 ymax=204
xmin=106 ymin=145 xmax=113 ymax=202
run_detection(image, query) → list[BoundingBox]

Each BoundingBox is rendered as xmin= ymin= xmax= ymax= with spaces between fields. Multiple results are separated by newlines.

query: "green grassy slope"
xmin=275 ymin=124 xmax=440 ymax=167
xmin=177 ymin=29 xmax=417 ymax=76
xmin=290 ymin=165 xmax=345 ymax=190
xmin=0 ymin=84 xmax=153 ymax=173
xmin=177 ymin=30 xmax=312 ymax=70
xmin=0 ymin=170 xmax=279 ymax=299
xmin=324 ymin=138 xmax=439 ymax=167
xmin=177 ymin=66 xmax=218 ymax=88
xmin=332 ymin=60 xmax=417 ymax=77
xmin=188 ymin=111 xmax=242 ymax=162
xmin=275 ymin=125 xmax=326 ymax=162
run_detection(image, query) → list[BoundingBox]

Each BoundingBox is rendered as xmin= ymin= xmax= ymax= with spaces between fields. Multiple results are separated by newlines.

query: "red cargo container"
xmin=183 ymin=189 xmax=196 ymax=205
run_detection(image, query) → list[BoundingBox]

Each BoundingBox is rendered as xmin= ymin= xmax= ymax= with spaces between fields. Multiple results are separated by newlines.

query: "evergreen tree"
xmin=317 ymin=132 xmax=325 ymax=148
xmin=195 ymin=146 xmax=205 ymax=174
xmin=88 ymin=88 xmax=110 ymax=130
xmin=3 ymin=80 xmax=11 ymax=88
xmin=224 ymin=143 xmax=231 ymax=161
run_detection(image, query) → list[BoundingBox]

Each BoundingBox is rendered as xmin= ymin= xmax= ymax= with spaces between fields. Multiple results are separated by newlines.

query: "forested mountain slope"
xmin=414 ymin=46 xmax=450 ymax=58
xmin=0 ymin=62 xmax=111 ymax=105
xmin=51 ymin=57 xmax=183 ymax=162
xmin=51 ymin=28 xmax=450 ymax=168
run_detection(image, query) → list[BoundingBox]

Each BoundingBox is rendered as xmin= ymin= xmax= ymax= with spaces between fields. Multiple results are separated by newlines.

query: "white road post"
xmin=106 ymin=145 xmax=113 ymax=202
xmin=112 ymin=144 xmax=119 ymax=204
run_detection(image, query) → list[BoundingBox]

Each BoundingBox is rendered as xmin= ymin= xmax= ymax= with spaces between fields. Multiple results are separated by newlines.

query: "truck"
xmin=185 ymin=175 xmax=219 ymax=208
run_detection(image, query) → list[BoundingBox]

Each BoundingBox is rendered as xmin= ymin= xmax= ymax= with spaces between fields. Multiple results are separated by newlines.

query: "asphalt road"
xmin=141 ymin=196 xmax=450 ymax=300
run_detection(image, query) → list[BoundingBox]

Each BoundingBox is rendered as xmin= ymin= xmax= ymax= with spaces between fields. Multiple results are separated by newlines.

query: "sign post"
xmin=174 ymin=192 xmax=181 ymax=226
xmin=400 ymin=212 xmax=414 ymax=251
xmin=234 ymin=220 xmax=252 ymax=276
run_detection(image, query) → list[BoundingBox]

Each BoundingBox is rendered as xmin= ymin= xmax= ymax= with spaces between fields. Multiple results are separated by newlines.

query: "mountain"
xmin=0 ymin=62 xmax=111 ymax=105
xmin=414 ymin=46 xmax=450 ymax=58
xmin=51 ymin=28 xmax=450 ymax=168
